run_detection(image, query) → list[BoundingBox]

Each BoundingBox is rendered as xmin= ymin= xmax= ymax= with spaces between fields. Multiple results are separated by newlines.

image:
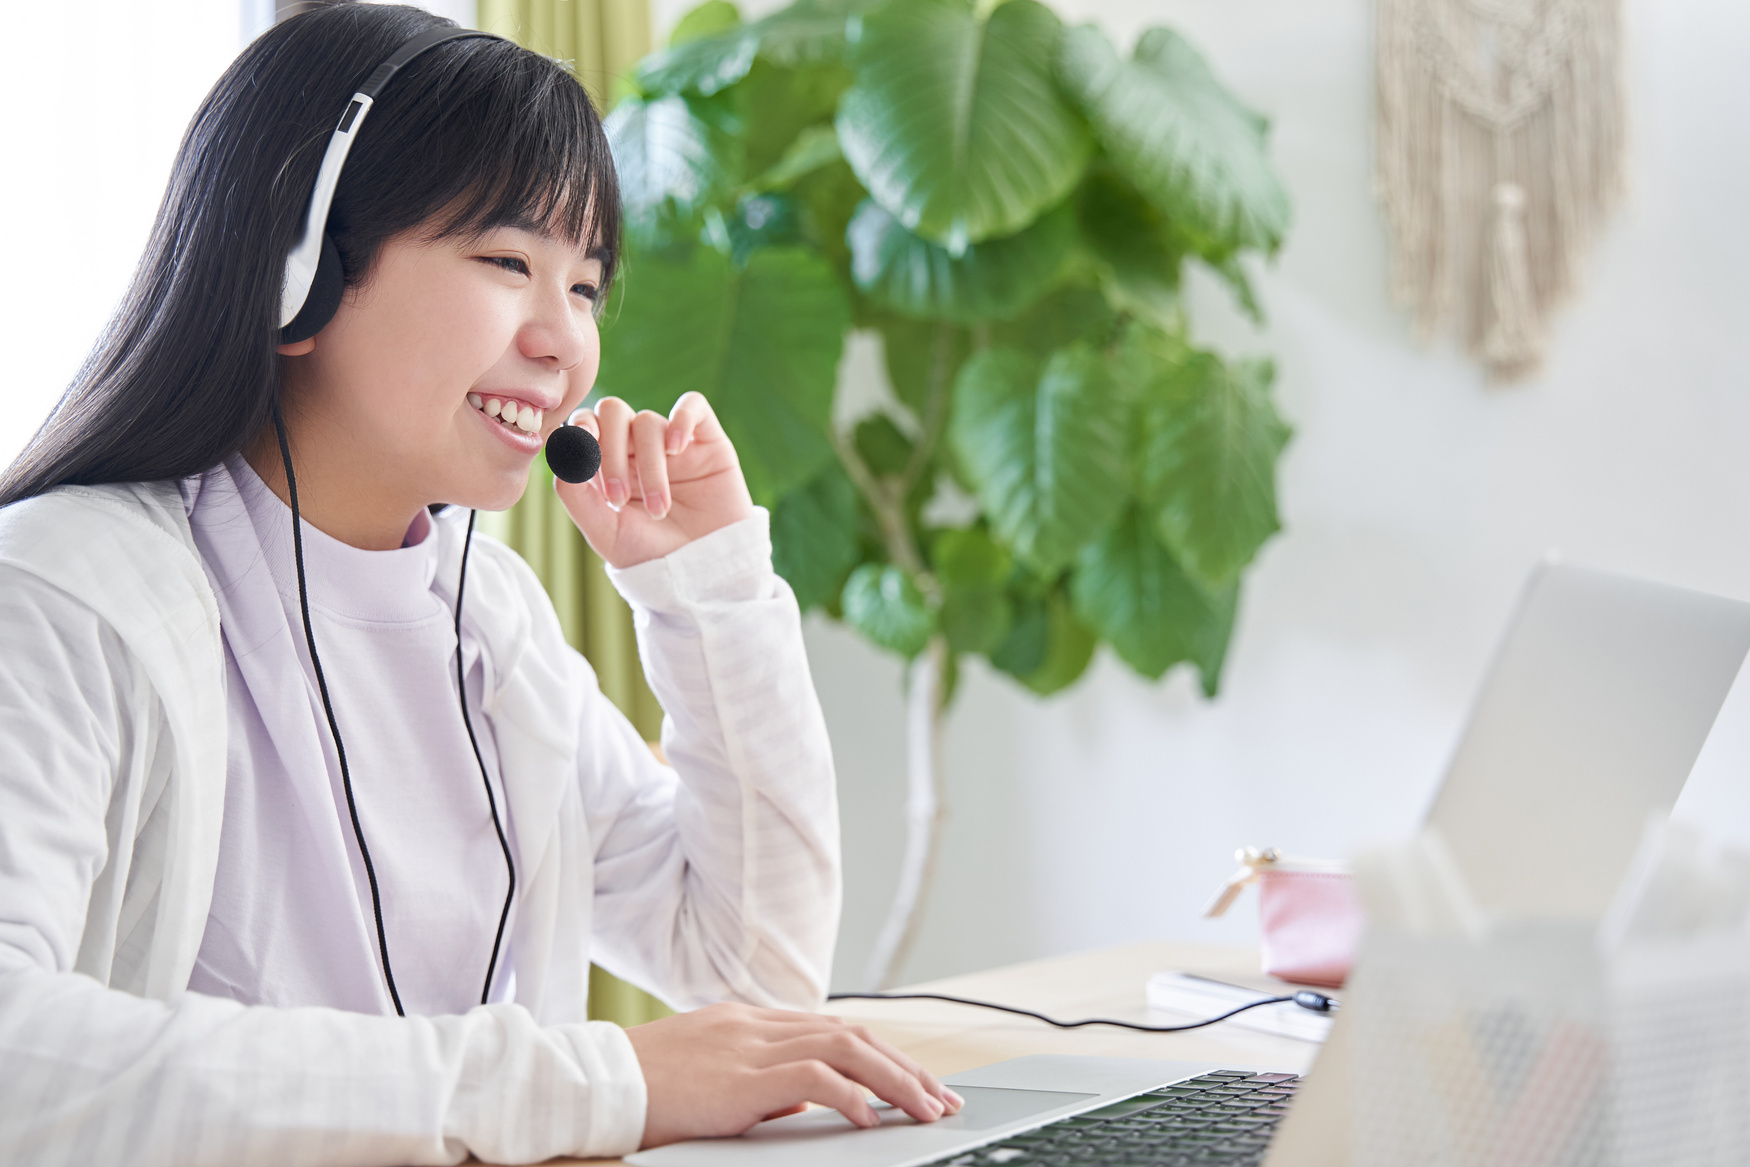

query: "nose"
xmin=516 ymin=282 xmax=596 ymax=373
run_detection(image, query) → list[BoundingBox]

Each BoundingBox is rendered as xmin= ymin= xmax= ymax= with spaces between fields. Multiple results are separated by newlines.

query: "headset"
xmin=280 ymin=25 xmax=500 ymax=343
xmin=273 ymin=24 xmax=513 ymax=1018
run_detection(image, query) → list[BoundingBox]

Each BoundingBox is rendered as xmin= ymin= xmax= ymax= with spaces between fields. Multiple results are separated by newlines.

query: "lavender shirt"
xmin=184 ymin=456 xmax=518 ymax=1016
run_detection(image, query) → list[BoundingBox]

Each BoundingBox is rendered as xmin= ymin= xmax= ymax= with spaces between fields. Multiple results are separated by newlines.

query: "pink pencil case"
xmin=1203 ymin=847 xmax=1363 ymax=989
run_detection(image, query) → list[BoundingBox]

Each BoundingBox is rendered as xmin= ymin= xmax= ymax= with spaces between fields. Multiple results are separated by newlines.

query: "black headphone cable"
xmin=825 ymin=989 xmax=1339 ymax=1033
xmin=454 ymin=507 xmax=516 ymax=1006
xmin=272 ymin=403 xmax=514 ymax=1016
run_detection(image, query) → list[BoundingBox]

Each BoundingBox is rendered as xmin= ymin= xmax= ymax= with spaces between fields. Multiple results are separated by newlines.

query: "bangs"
xmin=330 ymin=32 xmax=623 ymax=297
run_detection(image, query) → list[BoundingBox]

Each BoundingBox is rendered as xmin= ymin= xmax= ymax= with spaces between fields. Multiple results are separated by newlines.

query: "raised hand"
xmin=625 ymin=1002 xmax=964 ymax=1148
xmin=553 ymin=392 xmax=756 ymax=568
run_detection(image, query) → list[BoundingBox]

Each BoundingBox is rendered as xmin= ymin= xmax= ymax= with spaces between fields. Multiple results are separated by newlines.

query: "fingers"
xmin=762 ymin=1059 xmax=881 ymax=1131
xmin=565 ymin=405 xmax=600 ymax=440
xmin=749 ymin=1014 xmax=959 ymax=1113
xmin=847 ymin=1026 xmax=962 ymax=1113
xmin=763 ymin=1029 xmax=946 ymax=1124
xmin=625 ymin=1003 xmax=962 ymax=1150
xmin=590 ymin=396 xmax=633 ymax=508
xmin=575 ymin=396 xmax=688 ymax=519
xmin=664 ymin=390 xmax=720 ymax=454
xmin=631 ymin=409 xmax=670 ymax=520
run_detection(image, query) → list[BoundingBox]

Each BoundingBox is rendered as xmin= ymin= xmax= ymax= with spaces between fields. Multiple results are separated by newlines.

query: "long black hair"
xmin=0 ymin=1 xmax=621 ymax=509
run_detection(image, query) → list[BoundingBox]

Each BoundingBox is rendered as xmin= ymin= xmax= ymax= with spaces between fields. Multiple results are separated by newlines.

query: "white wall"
xmin=0 ymin=1 xmax=243 ymax=468
xmin=8 ymin=0 xmax=1749 ymax=998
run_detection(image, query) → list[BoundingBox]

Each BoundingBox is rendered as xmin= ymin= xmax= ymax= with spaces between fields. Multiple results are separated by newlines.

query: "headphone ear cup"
xmin=279 ymin=232 xmax=345 ymax=345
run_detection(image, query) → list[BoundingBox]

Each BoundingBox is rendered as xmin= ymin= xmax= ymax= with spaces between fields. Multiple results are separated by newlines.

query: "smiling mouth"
xmin=469 ymin=393 xmax=544 ymax=434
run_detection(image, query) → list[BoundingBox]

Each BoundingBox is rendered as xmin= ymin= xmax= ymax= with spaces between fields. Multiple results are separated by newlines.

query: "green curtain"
xmin=476 ymin=0 xmax=651 ymax=107
xmin=473 ymin=0 xmax=669 ymax=1029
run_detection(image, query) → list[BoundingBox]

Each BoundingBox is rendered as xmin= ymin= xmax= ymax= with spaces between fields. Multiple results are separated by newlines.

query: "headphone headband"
xmin=279 ymin=26 xmax=503 ymax=341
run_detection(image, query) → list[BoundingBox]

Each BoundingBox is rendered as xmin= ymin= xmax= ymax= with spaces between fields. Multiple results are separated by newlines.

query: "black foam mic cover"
xmin=546 ymin=424 xmax=602 ymax=484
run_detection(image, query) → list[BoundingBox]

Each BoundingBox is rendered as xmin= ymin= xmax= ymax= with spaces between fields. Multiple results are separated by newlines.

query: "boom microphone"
xmin=546 ymin=424 xmax=602 ymax=484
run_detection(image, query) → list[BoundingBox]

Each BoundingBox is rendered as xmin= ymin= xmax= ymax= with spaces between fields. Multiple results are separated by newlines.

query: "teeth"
xmin=469 ymin=393 xmax=545 ymax=434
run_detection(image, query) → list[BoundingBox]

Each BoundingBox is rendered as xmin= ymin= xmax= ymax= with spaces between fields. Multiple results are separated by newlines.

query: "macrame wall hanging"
xmin=1375 ymin=0 xmax=1625 ymax=383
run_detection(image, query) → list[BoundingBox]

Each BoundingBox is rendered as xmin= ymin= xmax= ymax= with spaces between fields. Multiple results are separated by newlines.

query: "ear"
xmin=277 ymin=338 xmax=316 ymax=356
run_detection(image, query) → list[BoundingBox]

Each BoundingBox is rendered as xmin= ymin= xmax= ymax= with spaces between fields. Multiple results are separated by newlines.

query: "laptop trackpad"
xmin=889 ymin=1085 xmax=1096 ymax=1130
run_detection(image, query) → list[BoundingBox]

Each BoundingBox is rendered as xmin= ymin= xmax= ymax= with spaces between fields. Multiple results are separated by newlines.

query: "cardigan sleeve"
xmin=578 ymin=511 xmax=843 ymax=1012
xmin=0 ymin=565 xmax=647 ymax=1166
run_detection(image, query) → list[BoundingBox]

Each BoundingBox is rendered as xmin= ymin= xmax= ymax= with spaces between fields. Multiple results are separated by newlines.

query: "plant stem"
xmin=836 ymin=328 xmax=962 ymax=989
xmin=862 ymin=632 xmax=949 ymax=989
xmin=834 ymin=356 xmax=956 ymax=988
xmin=831 ymin=428 xmax=932 ymax=592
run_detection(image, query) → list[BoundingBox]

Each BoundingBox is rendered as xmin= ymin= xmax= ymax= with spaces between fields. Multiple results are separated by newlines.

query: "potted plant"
xmin=597 ymin=0 xmax=1293 ymax=987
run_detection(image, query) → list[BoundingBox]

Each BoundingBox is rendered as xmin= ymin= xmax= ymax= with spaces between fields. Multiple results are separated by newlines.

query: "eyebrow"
xmin=500 ymin=223 xmax=610 ymax=268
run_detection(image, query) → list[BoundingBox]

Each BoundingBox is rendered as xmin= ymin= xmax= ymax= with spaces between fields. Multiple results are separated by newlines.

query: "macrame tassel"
xmin=1374 ymin=0 xmax=1624 ymax=384
xmin=1482 ymin=181 xmax=1542 ymax=381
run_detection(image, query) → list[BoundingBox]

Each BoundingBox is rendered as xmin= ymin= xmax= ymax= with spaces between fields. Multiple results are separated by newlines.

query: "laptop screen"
xmin=1423 ymin=562 xmax=1750 ymax=918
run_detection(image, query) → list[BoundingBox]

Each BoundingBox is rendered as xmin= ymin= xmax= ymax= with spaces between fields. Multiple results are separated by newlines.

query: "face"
xmin=279 ymin=222 xmax=605 ymax=515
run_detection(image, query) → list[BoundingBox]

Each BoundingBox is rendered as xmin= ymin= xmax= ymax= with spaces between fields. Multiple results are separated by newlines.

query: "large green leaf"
xmin=753 ymin=0 xmax=886 ymax=66
xmin=1132 ymin=332 xmax=1290 ymax=589
xmin=842 ymin=563 xmax=937 ymax=656
xmin=771 ymin=465 xmax=863 ymax=610
xmin=933 ymin=527 xmax=1014 ymax=655
xmin=990 ymin=587 xmax=1096 ymax=695
xmin=1058 ymin=25 xmax=1289 ymax=255
xmin=597 ymin=244 xmax=849 ymax=503
xmin=635 ymin=0 xmax=876 ymax=96
xmin=1075 ymin=165 xmax=1185 ymax=329
xmin=872 ymin=315 xmax=971 ymax=416
xmin=738 ymin=59 xmax=853 ymax=178
xmin=726 ymin=191 xmax=805 ymax=265
xmin=987 ymin=283 xmax=1120 ymax=360
xmin=836 ymin=0 xmax=1093 ymax=250
xmin=636 ymin=33 xmax=762 ymax=98
xmin=848 ymin=199 xmax=1074 ymax=323
xmin=751 ymin=125 xmax=844 ymax=192
xmin=1070 ymin=505 xmax=1237 ymax=692
xmin=949 ymin=344 xmax=1129 ymax=573
xmin=933 ymin=525 xmax=1011 ymax=588
xmin=670 ymin=0 xmax=742 ymax=45
xmin=605 ymin=94 xmax=743 ymax=229
xmin=853 ymin=414 xmax=913 ymax=476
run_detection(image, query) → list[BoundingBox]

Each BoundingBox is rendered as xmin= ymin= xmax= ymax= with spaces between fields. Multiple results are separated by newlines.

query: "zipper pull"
xmin=1202 ymin=847 xmax=1279 ymax=918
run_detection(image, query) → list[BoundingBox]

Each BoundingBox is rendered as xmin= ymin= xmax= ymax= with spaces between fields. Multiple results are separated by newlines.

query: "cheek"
xmin=320 ymin=284 xmax=512 ymax=427
xmin=405 ymin=287 xmax=516 ymax=390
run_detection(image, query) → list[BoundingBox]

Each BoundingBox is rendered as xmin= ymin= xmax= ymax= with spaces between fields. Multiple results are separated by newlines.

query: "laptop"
xmin=627 ymin=561 xmax=1750 ymax=1167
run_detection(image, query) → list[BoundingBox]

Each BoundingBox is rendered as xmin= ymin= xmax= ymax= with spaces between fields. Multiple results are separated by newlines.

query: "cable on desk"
xmin=824 ymin=990 xmax=1338 ymax=1033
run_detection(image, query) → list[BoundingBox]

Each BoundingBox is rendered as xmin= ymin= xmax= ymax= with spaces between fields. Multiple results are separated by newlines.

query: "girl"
xmin=0 ymin=3 xmax=956 ymax=1162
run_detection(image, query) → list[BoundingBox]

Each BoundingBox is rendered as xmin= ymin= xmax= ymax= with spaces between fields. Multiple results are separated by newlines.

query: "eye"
xmin=573 ymin=281 xmax=601 ymax=303
xmin=480 ymin=255 xmax=529 ymax=275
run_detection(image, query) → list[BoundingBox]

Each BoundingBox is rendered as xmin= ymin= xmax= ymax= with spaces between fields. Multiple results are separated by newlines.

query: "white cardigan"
xmin=0 ymin=480 xmax=840 ymax=1165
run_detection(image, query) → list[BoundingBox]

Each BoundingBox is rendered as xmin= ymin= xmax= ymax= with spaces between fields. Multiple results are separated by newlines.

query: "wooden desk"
xmin=563 ymin=942 xmax=1322 ymax=1165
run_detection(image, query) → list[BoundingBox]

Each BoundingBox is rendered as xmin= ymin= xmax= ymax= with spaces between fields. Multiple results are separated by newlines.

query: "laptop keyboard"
xmin=926 ymin=1070 xmax=1301 ymax=1167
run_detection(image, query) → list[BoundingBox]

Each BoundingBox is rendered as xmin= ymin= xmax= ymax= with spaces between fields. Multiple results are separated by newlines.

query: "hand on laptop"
xmin=626 ymin=1002 xmax=965 ymax=1148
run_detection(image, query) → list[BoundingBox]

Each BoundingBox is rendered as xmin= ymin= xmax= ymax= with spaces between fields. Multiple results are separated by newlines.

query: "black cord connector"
xmin=824 ymin=989 xmax=1339 ymax=1033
